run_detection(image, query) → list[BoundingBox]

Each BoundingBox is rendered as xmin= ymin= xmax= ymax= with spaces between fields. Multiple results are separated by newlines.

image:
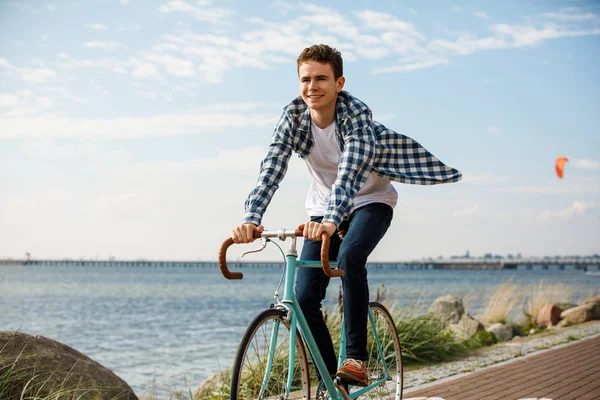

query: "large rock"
xmin=560 ymin=303 xmax=596 ymax=325
xmin=449 ymin=313 xmax=484 ymax=340
xmin=583 ymin=296 xmax=600 ymax=319
xmin=486 ymin=323 xmax=516 ymax=342
xmin=0 ymin=331 xmax=137 ymax=400
xmin=536 ymin=304 xmax=562 ymax=327
xmin=429 ymin=295 xmax=465 ymax=326
xmin=584 ymin=295 xmax=600 ymax=305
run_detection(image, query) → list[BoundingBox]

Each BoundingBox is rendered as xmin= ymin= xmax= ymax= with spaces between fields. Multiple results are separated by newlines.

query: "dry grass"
xmin=480 ymin=281 xmax=523 ymax=324
xmin=524 ymin=281 xmax=574 ymax=320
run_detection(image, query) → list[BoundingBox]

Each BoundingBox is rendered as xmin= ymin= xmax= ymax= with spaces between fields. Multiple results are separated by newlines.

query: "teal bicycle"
xmin=219 ymin=228 xmax=403 ymax=400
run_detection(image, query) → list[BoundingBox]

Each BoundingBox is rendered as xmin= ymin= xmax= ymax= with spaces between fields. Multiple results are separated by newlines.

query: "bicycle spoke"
xmin=363 ymin=302 xmax=403 ymax=400
xmin=231 ymin=309 xmax=310 ymax=400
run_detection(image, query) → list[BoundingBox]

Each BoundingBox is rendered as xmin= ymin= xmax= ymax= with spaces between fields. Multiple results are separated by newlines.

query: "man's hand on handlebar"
xmin=231 ymin=223 xmax=264 ymax=244
xmin=299 ymin=221 xmax=336 ymax=241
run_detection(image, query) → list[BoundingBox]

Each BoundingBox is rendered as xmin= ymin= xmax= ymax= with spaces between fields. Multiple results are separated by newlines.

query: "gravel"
xmin=403 ymin=321 xmax=600 ymax=392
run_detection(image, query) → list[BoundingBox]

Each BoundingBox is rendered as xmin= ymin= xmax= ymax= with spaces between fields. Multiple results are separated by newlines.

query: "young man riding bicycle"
xmin=231 ymin=44 xmax=461 ymax=399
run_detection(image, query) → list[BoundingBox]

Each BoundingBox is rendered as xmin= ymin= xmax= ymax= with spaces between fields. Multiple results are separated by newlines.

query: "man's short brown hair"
xmin=297 ymin=44 xmax=343 ymax=79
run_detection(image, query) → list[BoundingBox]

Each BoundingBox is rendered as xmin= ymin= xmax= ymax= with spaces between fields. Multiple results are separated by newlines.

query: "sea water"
xmin=1 ymin=263 xmax=598 ymax=395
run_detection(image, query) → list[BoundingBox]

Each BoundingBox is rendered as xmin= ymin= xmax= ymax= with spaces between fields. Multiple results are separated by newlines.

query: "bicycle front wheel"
xmin=230 ymin=308 xmax=310 ymax=400
xmin=364 ymin=301 xmax=403 ymax=400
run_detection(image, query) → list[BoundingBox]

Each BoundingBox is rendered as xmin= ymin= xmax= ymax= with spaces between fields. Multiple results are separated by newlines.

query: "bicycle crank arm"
xmin=334 ymin=378 xmax=352 ymax=400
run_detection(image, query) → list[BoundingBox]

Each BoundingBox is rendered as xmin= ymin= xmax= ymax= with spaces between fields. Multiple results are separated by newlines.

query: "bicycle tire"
xmin=364 ymin=301 xmax=403 ymax=400
xmin=230 ymin=308 xmax=311 ymax=400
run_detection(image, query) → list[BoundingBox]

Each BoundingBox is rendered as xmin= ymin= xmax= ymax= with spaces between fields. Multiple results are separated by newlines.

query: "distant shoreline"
xmin=2 ymin=258 xmax=599 ymax=271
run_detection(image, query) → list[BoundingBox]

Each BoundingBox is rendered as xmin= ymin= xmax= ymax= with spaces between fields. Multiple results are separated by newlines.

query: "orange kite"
xmin=555 ymin=157 xmax=569 ymax=179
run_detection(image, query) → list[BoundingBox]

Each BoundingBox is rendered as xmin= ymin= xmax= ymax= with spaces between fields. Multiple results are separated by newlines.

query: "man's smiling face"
xmin=299 ymin=61 xmax=344 ymax=114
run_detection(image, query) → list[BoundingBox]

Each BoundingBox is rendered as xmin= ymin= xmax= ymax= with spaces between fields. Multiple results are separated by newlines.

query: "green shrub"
xmin=465 ymin=330 xmax=497 ymax=349
xmin=391 ymin=312 xmax=468 ymax=364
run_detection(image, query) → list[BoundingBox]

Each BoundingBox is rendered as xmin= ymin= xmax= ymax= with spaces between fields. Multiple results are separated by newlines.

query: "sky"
xmin=0 ymin=0 xmax=599 ymax=262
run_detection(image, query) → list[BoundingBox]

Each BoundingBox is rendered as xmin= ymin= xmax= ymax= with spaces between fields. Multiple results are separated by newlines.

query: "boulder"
xmin=536 ymin=304 xmax=562 ymax=327
xmin=429 ymin=295 xmax=465 ymax=326
xmin=557 ymin=319 xmax=570 ymax=328
xmin=556 ymin=302 xmax=578 ymax=312
xmin=560 ymin=303 xmax=596 ymax=325
xmin=449 ymin=313 xmax=484 ymax=340
xmin=0 ymin=331 xmax=137 ymax=400
xmin=583 ymin=295 xmax=600 ymax=305
xmin=583 ymin=297 xmax=600 ymax=319
xmin=486 ymin=323 xmax=516 ymax=342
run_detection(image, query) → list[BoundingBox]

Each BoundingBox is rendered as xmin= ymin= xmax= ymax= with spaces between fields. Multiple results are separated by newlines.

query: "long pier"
xmin=1 ymin=258 xmax=599 ymax=271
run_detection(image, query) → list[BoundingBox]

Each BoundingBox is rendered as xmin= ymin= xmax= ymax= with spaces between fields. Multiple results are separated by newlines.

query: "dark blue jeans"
xmin=294 ymin=202 xmax=393 ymax=379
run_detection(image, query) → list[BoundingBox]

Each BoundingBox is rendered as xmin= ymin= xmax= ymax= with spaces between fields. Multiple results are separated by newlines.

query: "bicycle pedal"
xmin=336 ymin=376 xmax=368 ymax=387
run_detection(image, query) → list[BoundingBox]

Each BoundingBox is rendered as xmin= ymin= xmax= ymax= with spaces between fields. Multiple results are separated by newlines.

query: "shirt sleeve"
xmin=242 ymin=111 xmax=294 ymax=226
xmin=323 ymin=109 xmax=375 ymax=227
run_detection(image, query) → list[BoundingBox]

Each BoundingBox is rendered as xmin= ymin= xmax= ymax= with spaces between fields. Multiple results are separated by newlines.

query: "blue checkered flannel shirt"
xmin=242 ymin=91 xmax=462 ymax=227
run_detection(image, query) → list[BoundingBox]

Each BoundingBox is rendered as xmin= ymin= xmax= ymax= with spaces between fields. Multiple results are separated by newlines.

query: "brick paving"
xmin=403 ymin=335 xmax=600 ymax=400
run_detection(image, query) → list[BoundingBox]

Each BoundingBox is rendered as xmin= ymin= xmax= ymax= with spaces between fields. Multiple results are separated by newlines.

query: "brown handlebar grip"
xmin=218 ymin=231 xmax=263 ymax=280
xmin=218 ymin=237 xmax=243 ymax=280
xmin=320 ymin=232 xmax=344 ymax=278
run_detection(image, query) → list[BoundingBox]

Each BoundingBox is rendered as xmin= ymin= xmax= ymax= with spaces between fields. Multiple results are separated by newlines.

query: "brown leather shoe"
xmin=336 ymin=358 xmax=368 ymax=386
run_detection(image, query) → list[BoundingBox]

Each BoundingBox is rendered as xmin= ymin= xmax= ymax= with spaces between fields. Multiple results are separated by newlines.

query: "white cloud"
xmin=500 ymin=181 xmax=600 ymax=194
xmin=19 ymin=139 xmax=104 ymax=161
xmin=5 ymin=2 xmax=54 ymax=14
xmin=491 ymin=23 xmax=600 ymax=46
xmin=158 ymin=0 xmax=234 ymax=24
xmin=572 ymin=159 xmax=600 ymax=169
xmin=7 ymin=3 xmax=598 ymax=93
xmin=271 ymin=0 xmax=294 ymax=16
xmin=129 ymin=57 xmax=160 ymax=79
xmin=453 ymin=204 xmax=480 ymax=217
xmin=0 ymin=106 xmax=278 ymax=139
xmin=488 ymin=126 xmax=500 ymax=135
xmin=84 ymin=41 xmax=127 ymax=51
xmin=372 ymin=113 xmax=396 ymax=122
xmin=474 ymin=11 xmax=489 ymax=19
xmin=87 ymin=23 xmax=108 ymax=30
xmin=152 ymin=4 xmax=433 ymax=80
xmin=0 ymin=144 xmax=309 ymax=260
xmin=430 ymin=23 xmax=600 ymax=56
xmin=0 ymin=91 xmax=54 ymax=117
xmin=461 ymin=174 xmax=513 ymax=185
xmin=355 ymin=10 xmax=425 ymax=40
xmin=120 ymin=0 xmax=130 ymax=4
xmin=543 ymin=11 xmax=598 ymax=21
xmin=453 ymin=5 xmax=463 ymax=13
xmin=144 ymin=53 xmax=195 ymax=78
xmin=0 ymin=85 xmax=89 ymax=119
xmin=0 ymin=58 xmax=57 ymax=84
xmin=372 ymin=55 xmax=448 ymax=74
xmin=538 ymin=200 xmax=595 ymax=221
xmin=56 ymin=54 xmax=127 ymax=73
xmin=44 ymin=86 xmax=90 ymax=105
xmin=119 ymin=23 xmax=141 ymax=31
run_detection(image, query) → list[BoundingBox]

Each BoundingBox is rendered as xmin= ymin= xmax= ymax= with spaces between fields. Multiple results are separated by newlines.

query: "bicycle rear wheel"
xmin=364 ymin=301 xmax=403 ymax=399
xmin=230 ymin=308 xmax=310 ymax=400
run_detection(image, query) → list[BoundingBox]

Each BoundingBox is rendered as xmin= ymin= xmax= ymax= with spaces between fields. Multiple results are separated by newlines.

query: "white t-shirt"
xmin=305 ymin=121 xmax=398 ymax=218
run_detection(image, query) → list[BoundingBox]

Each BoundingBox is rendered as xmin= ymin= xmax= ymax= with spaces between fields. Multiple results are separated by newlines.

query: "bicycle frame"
xmin=267 ymin=241 xmax=392 ymax=400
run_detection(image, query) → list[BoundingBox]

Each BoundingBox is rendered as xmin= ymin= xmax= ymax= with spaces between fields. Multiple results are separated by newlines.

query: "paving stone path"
xmin=403 ymin=328 xmax=600 ymax=400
